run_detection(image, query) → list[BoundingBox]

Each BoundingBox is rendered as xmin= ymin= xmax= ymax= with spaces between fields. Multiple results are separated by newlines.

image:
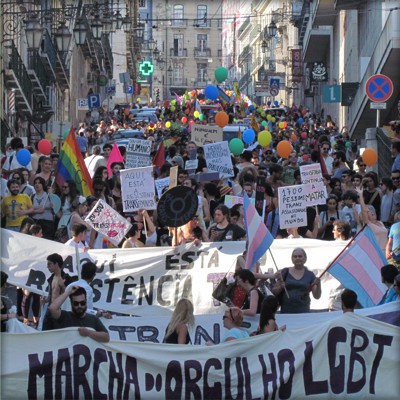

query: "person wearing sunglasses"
xmin=48 ymin=285 xmax=109 ymax=343
xmin=221 ymin=307 xmax=249 ymax=342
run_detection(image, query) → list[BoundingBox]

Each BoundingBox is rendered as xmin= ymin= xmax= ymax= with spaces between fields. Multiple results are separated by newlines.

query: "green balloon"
xmin=199 ymin=113 xmax=204 ymax=121
xmin=229 ymin=138 xmax=244 ymax=156
xmin=215 ymin=67 xmax=228 ymax=83
xmin=261 ymin=120 xmax=267 ymax=127
xmin=345 ymin=141 xmax=352 ymax=149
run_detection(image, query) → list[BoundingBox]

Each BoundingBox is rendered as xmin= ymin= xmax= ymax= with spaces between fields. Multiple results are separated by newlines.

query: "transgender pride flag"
xmin=328 ymin=226 xmax=387 ymax=308
xmin=243 ymin=193 xmax=274 ymax=271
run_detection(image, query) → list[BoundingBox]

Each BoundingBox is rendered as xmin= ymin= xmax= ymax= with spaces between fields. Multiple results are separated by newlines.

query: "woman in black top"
xmin=164 ymin=298 xmax=195 ymax=344
xmin=236 ymin=269 xmax=264 ymax=316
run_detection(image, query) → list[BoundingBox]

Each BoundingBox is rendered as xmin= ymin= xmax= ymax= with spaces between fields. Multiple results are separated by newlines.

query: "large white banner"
xmin=85 ymin=199 xmax=132 ymax=246
xmin=203 ymin=141 xmax=234 ymax=178
xmin=120 ymin=166 xmax=156 ymax=212
xmin=2 ymin=313 xmax=399 ymax=399
xmin=2 ymin=230 xmax=349 ymax=316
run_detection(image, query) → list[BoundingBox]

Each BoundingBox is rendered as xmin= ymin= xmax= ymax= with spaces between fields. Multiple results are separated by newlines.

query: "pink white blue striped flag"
xmin=328 ymin=226 xmax=387 ymax=308
xmin=243 ymin=193 xmax=274 ymax=271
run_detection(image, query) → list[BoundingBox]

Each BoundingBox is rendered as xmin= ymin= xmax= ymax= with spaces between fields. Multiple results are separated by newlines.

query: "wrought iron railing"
xmin=170 ymin=48 xmax=188 ymax=57
xmin=29 ymin=50 xmax=52 ymax=90
xmin=7 ymin=40 xmax=35 ymax=105
xmin=193 ymin=48 xmax=211 ymax=57
xmin=42 ymin=29 xmax=57 ymax=74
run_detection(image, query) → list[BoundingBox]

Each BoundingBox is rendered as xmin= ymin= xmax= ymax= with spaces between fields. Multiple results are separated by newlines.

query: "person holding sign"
xmin=272 ymin=248 xmax=321 ymax=314
xmin=318 ymin=194 xmax=343 ymax=241
xmin=207 ymin=205 xmax=246 ymax=242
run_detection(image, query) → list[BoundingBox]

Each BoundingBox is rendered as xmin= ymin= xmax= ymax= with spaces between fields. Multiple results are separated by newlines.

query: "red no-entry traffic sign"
xmin=365 ymin=74 xmax=393 ymax=102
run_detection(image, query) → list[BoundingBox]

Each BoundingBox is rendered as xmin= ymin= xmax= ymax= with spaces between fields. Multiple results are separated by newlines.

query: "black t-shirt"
xmin=210 ymin=223 xmax=246 ymax=241
xmin=52 ymin=310 xmax=108 ymax=333
xmin=242 ymin=287 xmax=264 ymax=313
xmin=298 ymin=207 xmax=316 ymax=237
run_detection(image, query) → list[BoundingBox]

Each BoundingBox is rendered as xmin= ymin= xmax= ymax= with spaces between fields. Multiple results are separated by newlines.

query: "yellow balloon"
xmin=271 ymin=117 xmax=276 ymax=123
xmin=266 ymin=114 xmax=272 ymax=121
xmin=166 ymin=121 xmax=171 ymax=128
xmin=194 ymin=110 xmax=200 ymax=118
xmin=170 ymin=105 xmax=175 ymax=112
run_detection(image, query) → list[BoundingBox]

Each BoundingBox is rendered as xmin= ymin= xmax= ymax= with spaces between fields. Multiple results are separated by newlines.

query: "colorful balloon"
xmin=16 ymin=149 xmax=31 ymax=166
xmin=194 ymin=110 xmax=200 ymax=118
xmin=301 ymin=132 xmax=308 ymax=139
xmin=214 ymin=67 xmax=228 ymax=83
xmin=215 ymin=111 xmax=229 ymax=128
xmin=37 ymin=139 xmax=52 ymax=155
xmin=229 ymin=138 xmax=244 ymax=156
xmin=362 ymin=148 xmax=378 ymax=166
xmin=165 ymin=121 xmax=171 ymax=128
xmin=199 ymin=114 xmax=204 ymax=121
xmin=181 ymin=117 xmax=187 ymax=124
xmin=204 ymin=85 xmax=218 ymax=101
xmin=291 ymin=133 xmax=297 ymax=142
xmin=258 ymin=131 xmax=272 ymax=147
xmin=276 ymin=140 xmax=293 ymax=158
xmin=261 ymin=120 xmax=267 ymax=127
xmin=242 ymin=129 xmax=255 ymax=144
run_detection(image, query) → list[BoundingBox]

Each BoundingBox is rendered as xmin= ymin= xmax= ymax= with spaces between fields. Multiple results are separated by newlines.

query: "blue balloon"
xmin=249 ymin=104 xmax=255 ymax=111
xmin=243 ymin=129 xmax=255 ymax=144
xmin=259 ymin=125 xmax=265 ymax=131
xmin=204 ymin=85 xmax=218 ymax=101
xmin=274 ymin=100 xmax=279 ymax=106
xmin=267 ymin=101 xmax=271 ymax=106
xmin=298 ymin=118 xmax=304 ymax=124
xmin=16 ymin=148 xmax=31 ymax=166
xmin=183 ymin=128 xmax=188 ymax=135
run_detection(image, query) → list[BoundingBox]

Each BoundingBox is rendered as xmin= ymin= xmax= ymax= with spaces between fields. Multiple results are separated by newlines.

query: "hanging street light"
xmin=24 ymin=14 xmax=43 ymax=50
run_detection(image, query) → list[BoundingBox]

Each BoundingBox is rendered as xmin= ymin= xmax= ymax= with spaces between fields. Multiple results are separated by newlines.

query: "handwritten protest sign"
xmin=300 ymin=163 xmax=327 ymax=206
xmin=121 ymin=166 xmax=156 ymax=212
xmin=169 ymin=166 xmax=178 ymax=189
xmin=191 ymin=124 xmax=223 ymax=147
xmin=125 ymin=138 xmax=152 ymax=168
xmin=155 ymin=177 xmax=170 ymax=199
xmin=84 ymin=199 xmax=131 ymax=245
xmin=278 ymin=185 xmax=307 ymax=229
xmin=203 ymin=141 xmax=234 ymax=178
xmin=185 ymin=159 xmax=198 ymax=170
xmin=224 ymin=195 xmax=255 ymax=208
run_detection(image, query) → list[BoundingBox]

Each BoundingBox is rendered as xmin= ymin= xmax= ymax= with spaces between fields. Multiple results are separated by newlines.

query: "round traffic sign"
xmin=270 ymin=87 xmax=279 ymax=97
xmin=365 ymin=74 xmax=393 ymax=102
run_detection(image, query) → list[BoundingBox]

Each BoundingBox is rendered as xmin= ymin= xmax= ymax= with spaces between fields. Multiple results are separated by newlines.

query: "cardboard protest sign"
xmin=125 ymin=138 xmax=152 ymax=168
xmin=169 ymin=166 xmax=178 ymax=189
xmin=203 ymin=141 xmax=234 ymax=178
xmin=278 ymin=185 xmax=307 ymax=229
xmin=121 ymin=166 xmax=156 ymax=212
xmin=85 ymin=199 xmax=131 ymax=245
xmin=191 ymin=124 xmax=223 ymax=146
xmin=189 ymin=172 xmax=220 ymax=182
xmin=224 ymin=195 xmax=255 ymax=208
xmin=300 ymin=163 xmax=327 ymax=206
xmin=185 ymin=159 xmax=198 ymax=170
xmin=155 ymin=177 xmax=170 ymax=199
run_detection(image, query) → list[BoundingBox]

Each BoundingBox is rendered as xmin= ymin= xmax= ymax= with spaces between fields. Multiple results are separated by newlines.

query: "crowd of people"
xmin=1 ymin=98 xmax=400 ymax=338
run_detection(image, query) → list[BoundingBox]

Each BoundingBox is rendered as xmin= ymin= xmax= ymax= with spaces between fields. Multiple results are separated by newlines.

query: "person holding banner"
xmin=122 ymin=224 xmax=144 ymax=248
xmin=273 ymin=248 xmax=321 ymax=314
xmin=163 ymin=298 xmax=195 ymax=344
xmin=48 ymin=286 xmax=110 ymax=343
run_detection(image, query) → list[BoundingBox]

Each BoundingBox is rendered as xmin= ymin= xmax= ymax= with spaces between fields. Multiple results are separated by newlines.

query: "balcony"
xmin=28 ymin=51 xmax=52 ymax=104
xmin=238 ymin=17 xmax=251 ymax=38
xmin=171 ymin=19 xmax=187 ymax=28
xmin=101 ymin=35 xmax=114 ymax=78
xmin=194 ymin=48 xmax=211 ymax=58
xmin=193 ymin=19 xmax=211 ymax=28
xmin=170 ymin=78 xmax=188 ymax=86
xmin=195 ymin=79 xmax=208 ymax=88
xmin=4 ymin=40 xmax=37 ymax=116
xmin=335 ymin=0 xmax=367 ymax=10
xmin=239 ymin=71 xmax=251 ymax=90
xmin=170 ymin=48 xmax=188 ymax=58
xmin=238 ymin=45 xmax=251 ymax=65
xmin=40 ymin=30 xmax=69 ymax=91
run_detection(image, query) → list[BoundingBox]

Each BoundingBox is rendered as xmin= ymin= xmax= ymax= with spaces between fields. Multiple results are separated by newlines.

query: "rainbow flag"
xmin=55 ymin=128 xmax=93 ymax=197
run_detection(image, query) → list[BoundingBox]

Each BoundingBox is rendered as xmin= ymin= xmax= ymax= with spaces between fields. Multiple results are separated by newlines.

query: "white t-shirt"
xmin=65 ymin=239 xmax=85 ymax=250
xmin=3 ymin=153 xmax=32 ymax=175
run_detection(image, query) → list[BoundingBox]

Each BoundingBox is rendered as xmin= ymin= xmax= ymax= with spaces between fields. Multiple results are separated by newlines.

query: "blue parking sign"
xmin=88 ymin=93 xmax=100 ymax=108
xmin=322 ymin=85 xmax=341 ymax=103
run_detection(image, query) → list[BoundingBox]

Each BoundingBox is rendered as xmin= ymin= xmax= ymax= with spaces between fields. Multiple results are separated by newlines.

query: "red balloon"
xmin=149 ymin=122 xmax=155 ymax=128
xmin=189 ymin=120 xmax=195 ymax=125
xmin=38 ymin=139 xmax=52 ymax=155
xmin=181 ymin=117 xmax=187 ymax=124
xmin=164 ymin=100 xmax=170 ymax=107
xmin=301 ymin=132 xmax=308 ymax=139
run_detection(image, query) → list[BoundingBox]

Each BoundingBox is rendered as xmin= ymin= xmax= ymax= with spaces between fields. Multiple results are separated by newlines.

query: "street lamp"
xmin=261 ymin=40 xmax=269 ymax=53
xmin=268 ymin=20 xmax=277 ymax=38
xmin=91 ymin=15 xmax=103 ymax=40
xmin=123 ymin=14 xmax=132 ymax=33
xmin=135 ymin=23 xmax=144 ymax=39
xmin=148 ymin=38 xmax=156 ymax=51
xmin=153 ymin=46 xmax=160 ymax=59
xmin=24 ymin=14 xmax=43 ymax=50
xmin=73 ymin=18 xmax=87 ymax=45
xmin=55 ymin=21 xmax=72 ymax=53
xmin=114 ymin=10 xmax=124 ymax=30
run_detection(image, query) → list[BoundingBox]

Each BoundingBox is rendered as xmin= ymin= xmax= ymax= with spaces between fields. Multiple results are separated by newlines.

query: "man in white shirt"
xmin=65 ymin=224 xmax=89 ymax=251
xmin=84 ymin=145 xmax=105 ymax=177
xmin=2 ymin=138 xmax=32 ymax=178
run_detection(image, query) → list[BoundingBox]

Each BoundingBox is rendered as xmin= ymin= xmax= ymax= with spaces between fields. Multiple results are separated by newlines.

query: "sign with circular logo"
xmin=270 ymin=87 xmax=279 ymax=97
xmin=157 ymin=186 xmax=198 ymax=227
xmin=365 ymin=74 xmax=393 ymax=102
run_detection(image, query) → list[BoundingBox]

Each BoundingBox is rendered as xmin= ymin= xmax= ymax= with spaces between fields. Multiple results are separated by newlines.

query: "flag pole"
xmin=317 ymin=224 xmax=367 ymax=279
xmin=268 ymin=248 xmax=290 ymax=299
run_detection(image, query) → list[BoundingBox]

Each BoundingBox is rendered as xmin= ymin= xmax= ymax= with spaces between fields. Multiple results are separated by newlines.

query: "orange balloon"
xmin=215 ymin=111 xmax=229 ymax=128
xmin=291 ymin=133 xmax=297 ymax=141
xmin=277 ymin=140 xmax=293 ymax=158
xmin=362 ymin=148 xmax=378 ymax=167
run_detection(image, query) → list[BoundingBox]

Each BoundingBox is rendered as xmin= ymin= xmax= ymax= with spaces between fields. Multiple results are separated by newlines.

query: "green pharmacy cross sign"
xmin=139 ymin=61 xmax=154 ymax=76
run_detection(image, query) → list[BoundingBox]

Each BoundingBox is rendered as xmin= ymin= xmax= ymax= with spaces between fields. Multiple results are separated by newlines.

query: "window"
xmin=139 ymin=0 xmax=146 ymax=7
xmin=197 ymin=63 xmax=207 ymax=82
xmin=173 ymin=4 xmax=184 ymax=26
xmin=196 ymin=5 xmax=207 ymax=27
xmin=197 ymin=34 xmax=207 ymax=51
xmin=173 ymin=63 xmax=184 ymax=84
xmin=173 ymin=34 xmax=184 ymax=56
